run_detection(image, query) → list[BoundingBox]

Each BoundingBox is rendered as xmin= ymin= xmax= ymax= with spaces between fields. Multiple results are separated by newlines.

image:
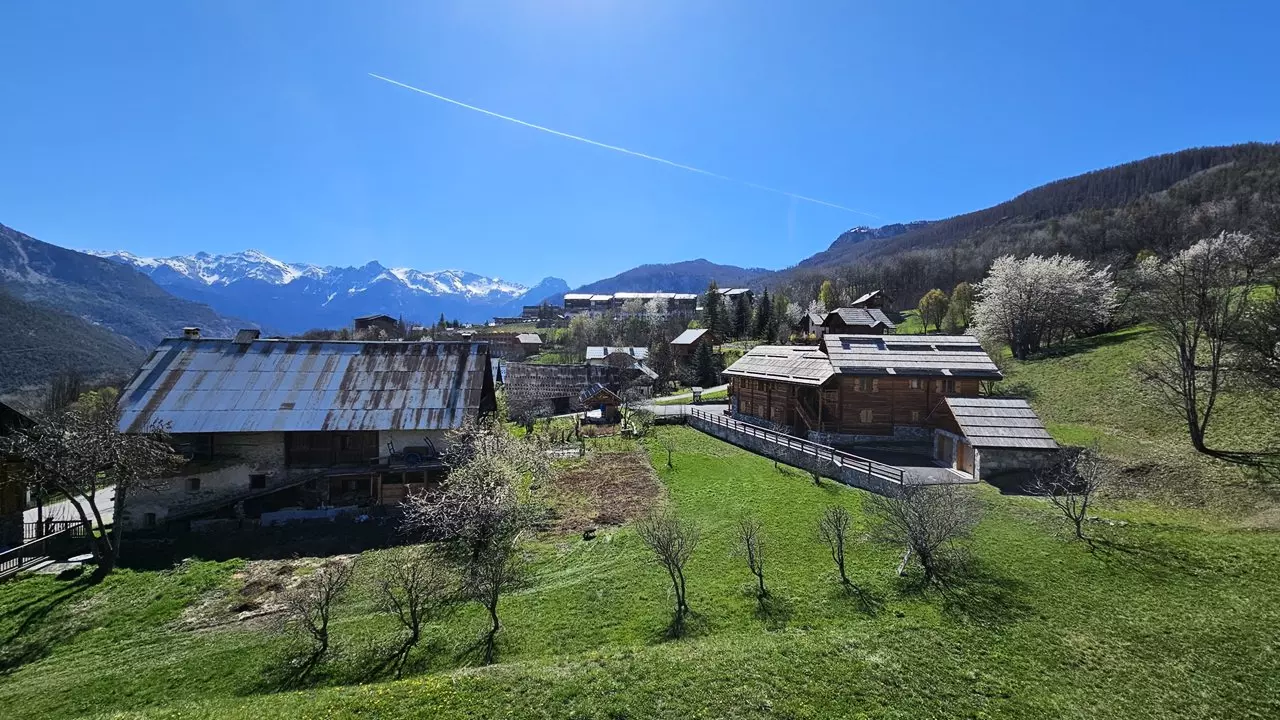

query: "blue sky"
xmin=2 ymin=1 xmax=1277 ymax=288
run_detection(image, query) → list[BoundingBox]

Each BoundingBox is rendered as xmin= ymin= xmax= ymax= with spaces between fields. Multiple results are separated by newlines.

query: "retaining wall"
xmin=687 ymin=413 xmax=901 ymax=496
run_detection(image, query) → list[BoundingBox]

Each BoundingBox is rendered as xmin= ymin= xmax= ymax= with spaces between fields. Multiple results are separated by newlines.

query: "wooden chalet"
xmin=815 ymin=308 xmax=897 ymax=337
xmin=1 ymin=400 xmax=34 ymax=546
xmin=670 ymin=328 xmax=710 ymax=361
xmin=354 ymin=314 xmax=397 ymax=334
xmin=723 ymin=334 xmax=1053 ymax=479
xmin=849 ymin=290 xmax=889 ymax=309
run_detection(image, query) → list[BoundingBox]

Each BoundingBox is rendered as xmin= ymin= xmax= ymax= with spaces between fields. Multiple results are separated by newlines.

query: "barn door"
xmin=934 ymin=433 xmax=954 ymax=464
xmin=956 ymin=442 xmax=975 ymax=474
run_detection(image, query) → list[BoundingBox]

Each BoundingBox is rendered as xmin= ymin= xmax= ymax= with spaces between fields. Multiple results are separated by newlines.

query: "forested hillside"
xmin=0 ymin=289 xmax=145 ymax=393
xmin=564 ymin=258 xmax=770 ymax=298
xmin=0 ymin=222 xmax=244 ymax=392
xmin=774 ymin=142 xmax=1280 ymax=307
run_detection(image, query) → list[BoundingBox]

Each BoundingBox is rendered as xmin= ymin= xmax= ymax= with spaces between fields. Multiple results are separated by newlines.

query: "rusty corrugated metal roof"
xmin=117 ymin=338 xmax=492 ymax=434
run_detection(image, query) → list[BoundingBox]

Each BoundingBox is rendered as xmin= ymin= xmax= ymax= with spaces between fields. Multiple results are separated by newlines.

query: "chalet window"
xmin=249 ymin=474 xmax=267 ymax=490
xmin=860 ymin=408 xmax=874 ymax=424
xmin=911 ymin=410 xmax=920 ymax=422
xmin=186 ymin=477 xmax=201 ymax=492
xmin=943 ymin=379 xmax=957 ymax=394
xmin=144 ymin=513 xmax=156 ymax=528
xmin=858 ymin=378 xmax=875 ymax=392
xmin=909 ymin=378 xmax=922 ymax=390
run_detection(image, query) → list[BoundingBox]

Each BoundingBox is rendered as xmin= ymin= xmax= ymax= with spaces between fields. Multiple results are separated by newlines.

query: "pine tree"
xmin=732 ymin=294 xmax=751 ymax=339
xmin=753 ymin=288 xmax=772 ymax=339
xmin=701 ymin=281 xmax=728 ymax=340
xmin=692 ymin=341 xmax=720 ymax=387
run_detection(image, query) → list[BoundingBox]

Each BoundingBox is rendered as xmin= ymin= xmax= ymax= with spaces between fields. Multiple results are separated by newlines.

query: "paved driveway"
xmin=847 ymin=447 xmax=973 ymax=485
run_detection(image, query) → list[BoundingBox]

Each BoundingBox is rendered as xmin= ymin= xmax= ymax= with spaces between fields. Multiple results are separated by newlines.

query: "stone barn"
xmin=114 ymin=335 xmax=497 ymax=529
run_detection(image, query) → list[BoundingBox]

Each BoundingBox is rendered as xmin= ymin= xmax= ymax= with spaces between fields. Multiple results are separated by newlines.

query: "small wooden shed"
xmin=579 ymin=383 xmax=623 ymax=424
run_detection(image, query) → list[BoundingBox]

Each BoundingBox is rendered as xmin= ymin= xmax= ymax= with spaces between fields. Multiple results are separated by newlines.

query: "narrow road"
xmin=23 ymin=487 xmax=115 ymax=526
xmin=648 ymin=384 xmax=728 ymax=403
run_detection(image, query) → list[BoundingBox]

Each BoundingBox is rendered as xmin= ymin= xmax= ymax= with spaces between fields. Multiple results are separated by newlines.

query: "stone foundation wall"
xmin=977 ymin=447 xmax=1058 ymax=481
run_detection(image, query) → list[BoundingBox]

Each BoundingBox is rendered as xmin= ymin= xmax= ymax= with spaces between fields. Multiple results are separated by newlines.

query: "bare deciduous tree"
xmin=657 ymin=434 xmax=677 ymax=469
xmin=1032 ymin=445 xmax=1109 ymax=544
xmin=279 ymin=558 xmax=357 ymax=669
xmin=818 ymin=505 xmax=857 ymax=590
xmin=370 ymin=545 xmax=455 ymax=676
xmin=736 ymin=515 xmax=767 ymax=608
xmin=399 ymin=418 xmax=547 ymax=664
xmin=3 ymin=388 xmax=184 ymax=573
xmin=866 ymin=481 xmax=983 ymax=587
xmin=628 ymin=408 xmax=655 ymax=438
xmin=1136 ymin=232 xmax=1262 ymax=453
xmin=635 ymin=507 xmax=700 ymax=636
xmin=507 ymin=394 xmax=555 ymax=435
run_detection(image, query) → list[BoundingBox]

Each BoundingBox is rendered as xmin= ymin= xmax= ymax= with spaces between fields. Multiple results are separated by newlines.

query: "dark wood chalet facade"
xmin=723 ymin=334 xmax=999 ymax=439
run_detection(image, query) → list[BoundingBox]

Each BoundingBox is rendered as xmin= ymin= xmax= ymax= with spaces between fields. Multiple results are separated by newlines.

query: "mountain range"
xmin=3 ymin=141 xmax=1277 ymax=394
xmin=88 ymin=250 xmax=570 ymax=334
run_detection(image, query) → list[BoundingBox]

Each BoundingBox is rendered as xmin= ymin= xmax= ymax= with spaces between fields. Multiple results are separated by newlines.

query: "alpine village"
xmin=2 ymin=15 xmax=1280 ymax=719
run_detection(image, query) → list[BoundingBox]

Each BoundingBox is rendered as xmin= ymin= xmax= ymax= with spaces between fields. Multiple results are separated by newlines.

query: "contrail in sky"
xmin=369 ymin=73 xmax=877 ymax=218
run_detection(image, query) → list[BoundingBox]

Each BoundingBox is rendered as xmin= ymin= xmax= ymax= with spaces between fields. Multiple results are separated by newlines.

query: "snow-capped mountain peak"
xmin=86 ymin=248 xmax=569 ymax=333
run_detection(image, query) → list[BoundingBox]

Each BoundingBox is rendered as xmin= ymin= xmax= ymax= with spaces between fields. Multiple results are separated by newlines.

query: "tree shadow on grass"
xmin=892 ymin=557 xmax=1033 ymax=628
xmin=937 ymin=566 xmax=1033 ymax=628
xmin=0 ymin=576 xmax=95 ymax=677
xmin=251 ymin=644 xmax=330 ymax=693
xmin=1203 ymin=449 xmax=1280 ymax=483
xmin=830 ymin=582 xmax=886 ymax=617
xmin=1087 ymin=532 xmax=1205 ymax=581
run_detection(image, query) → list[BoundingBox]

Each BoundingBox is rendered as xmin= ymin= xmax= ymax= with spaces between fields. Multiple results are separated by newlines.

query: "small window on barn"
xmin=144 ymin=513 xmax=157 ymax=528
xmin=186 ymin=477 xmax=200 ymax=492
xmin=858 ymin=377 xmax=874 ymax=392
xmin=249 ymin=474 xmax=267 ymax=490
xmin=909 ymin=378 xmax=922 ymax=390
xmin=339 ymin=435 xmax=352 ymax=451
xmin=943 ymin=379 xmax=957 ymax=394
xmin=860 ymin=408 xmax=874 ymax=424
xmin=911 ymin=410 xmax=921 ymax=422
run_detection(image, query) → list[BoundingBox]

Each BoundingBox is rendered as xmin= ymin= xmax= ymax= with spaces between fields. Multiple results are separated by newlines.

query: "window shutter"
xmin=872 ymin=378 xmax=880 ymax=393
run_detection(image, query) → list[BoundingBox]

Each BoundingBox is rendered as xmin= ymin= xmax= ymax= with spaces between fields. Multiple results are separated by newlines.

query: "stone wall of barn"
xmin=122 ymin=432 xmax=293 ymax=529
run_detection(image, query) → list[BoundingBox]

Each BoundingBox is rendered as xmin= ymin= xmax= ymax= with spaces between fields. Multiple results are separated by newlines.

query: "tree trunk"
xmin=483 ymin=594 xmax=501 ymax=665
xmin=108 ymin=485 xmax=128 ymax=566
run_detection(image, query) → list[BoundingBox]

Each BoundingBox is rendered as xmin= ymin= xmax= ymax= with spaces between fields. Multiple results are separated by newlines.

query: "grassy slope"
xmin=3 ymin=424 xmax=1279 ymax=718
xmin=999 ymin=326 xmax=1280 ymax=513
xmin=3 ymin=328 xmax=1279 ymax=719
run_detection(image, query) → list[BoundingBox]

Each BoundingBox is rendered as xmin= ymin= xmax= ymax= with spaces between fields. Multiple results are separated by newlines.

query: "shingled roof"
xmin=117 ymin=338 xmax=495 ymax=434
xmin=585 ymin=346 xmax=650 ymax=361
xmin=722 ymin=346 xmax=835 ymax=386
xmin=671 ymin=328 xmax=709 ymax=345
xmin=823 ymin=308 xmax=897 ymax=329
xmin=944 ymin=397 xmax=1058 ymax=450
xmin=822 ymin=334 xmax=1002 ymax=378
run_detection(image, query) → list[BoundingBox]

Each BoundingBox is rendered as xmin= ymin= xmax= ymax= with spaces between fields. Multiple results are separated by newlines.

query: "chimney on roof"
xmin=183 ymin=327 xmax=201 ymax=339
xmin=234 ymin=328 xmax=261 ymax=344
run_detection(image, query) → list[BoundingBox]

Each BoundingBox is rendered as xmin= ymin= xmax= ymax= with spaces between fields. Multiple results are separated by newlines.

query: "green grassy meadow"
xmin=3 ymin=328 xmax=1279 ymax=719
